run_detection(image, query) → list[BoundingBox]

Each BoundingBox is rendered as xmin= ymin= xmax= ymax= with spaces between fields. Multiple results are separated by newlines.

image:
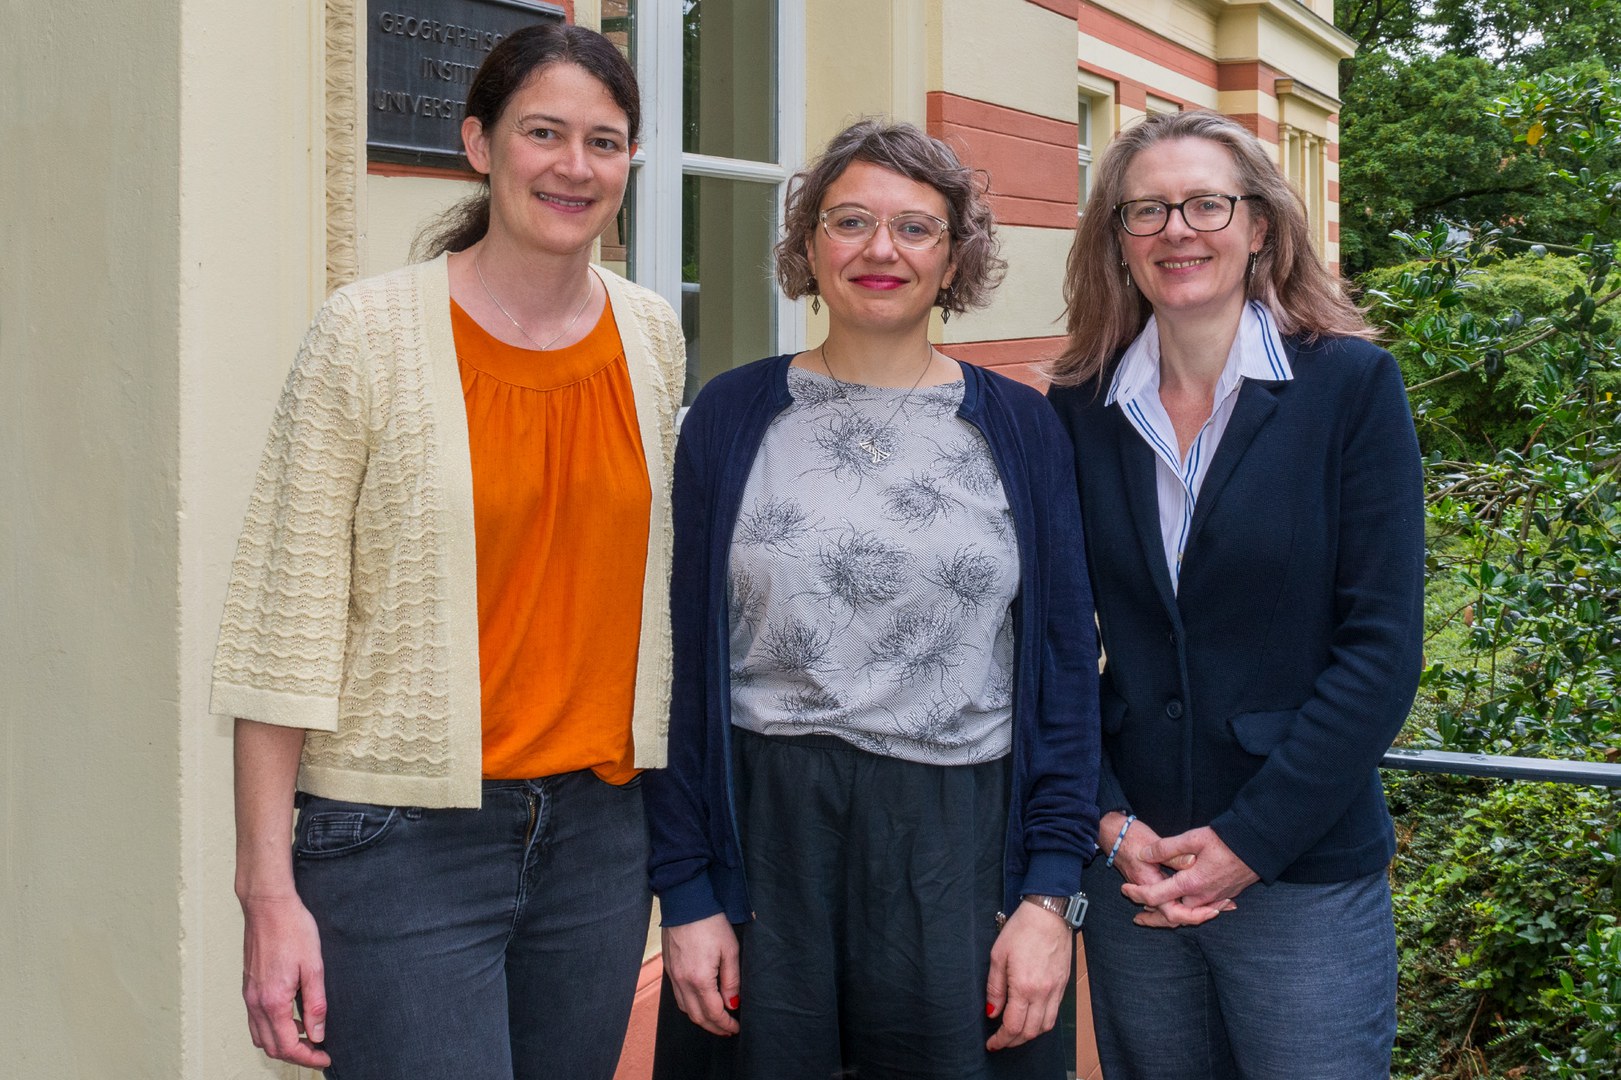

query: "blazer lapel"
xmin=1185 ymin=378 xmax=1281 ymax=549
xmin=1116 ymin=412 xmax=1180 ymax=616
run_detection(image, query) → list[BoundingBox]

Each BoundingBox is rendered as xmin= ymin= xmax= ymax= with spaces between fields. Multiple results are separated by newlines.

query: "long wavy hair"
xmin=413 ymin=23 xmax=640 ymax=261
xmin=773 ymin=119 xmax=1007 ymax=318
xmin=1051 ymin=110 xmax=1371 ymax=388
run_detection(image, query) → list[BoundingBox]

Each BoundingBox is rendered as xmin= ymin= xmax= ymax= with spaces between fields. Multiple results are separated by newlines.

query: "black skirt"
xmin=653 ymin=729 xmax=1064 ymax=1080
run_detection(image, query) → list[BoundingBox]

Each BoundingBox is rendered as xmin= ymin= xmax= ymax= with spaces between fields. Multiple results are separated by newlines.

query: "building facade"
xmin=1 ymin=2 xmax=1350 ymax=1076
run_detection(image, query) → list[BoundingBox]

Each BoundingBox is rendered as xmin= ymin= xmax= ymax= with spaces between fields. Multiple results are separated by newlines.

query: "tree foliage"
xmin=1339 ymin=52 xmax=1547 ymax=273
xmin=1427 ymin=0 xmax=1621 ymax=69
xmin=1369 ymin=69 xmax=1621 ymax=1078
xmin=1335 ymin=2 xmax=1621 ymax=275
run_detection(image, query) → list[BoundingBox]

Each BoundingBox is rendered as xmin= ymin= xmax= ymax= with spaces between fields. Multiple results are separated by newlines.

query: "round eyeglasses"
xmin=819 ymin=206 xmax=950 ymax=250
xmin=1114 ymin=194 xmax=1262 ymax=237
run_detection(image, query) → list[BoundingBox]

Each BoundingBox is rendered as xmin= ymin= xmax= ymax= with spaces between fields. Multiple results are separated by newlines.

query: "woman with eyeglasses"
xmin=1046 ymin=109 xmax=1424 ymax=1079
xmin=644 ymin=119 xmax=1101 ymax=1079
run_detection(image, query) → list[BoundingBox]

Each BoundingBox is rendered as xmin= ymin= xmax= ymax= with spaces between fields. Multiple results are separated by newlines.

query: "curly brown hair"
xmin=1052 ymin=109 xmax=1372 ymax=388
xmin=774 ymin=119 xmax=1006 ymax=317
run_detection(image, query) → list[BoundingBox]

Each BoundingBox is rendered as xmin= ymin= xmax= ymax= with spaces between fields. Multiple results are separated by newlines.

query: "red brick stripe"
xmin=928 ymin=93 xmax=1080 ymax=225
xmin=1079 ymin=2 xmax=1218 ymax=88
xmin=1217 ymin=61 xmax=1282 ymax=93
xmin=941 ymin=336 xmax=1070 ymax=390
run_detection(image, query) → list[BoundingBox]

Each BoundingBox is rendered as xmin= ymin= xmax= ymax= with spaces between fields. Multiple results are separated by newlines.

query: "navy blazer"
xmin=1048 ymin=334 xmax=1424 ymax=884
xmin=646 ymin=356 xmax=1102 ymax=926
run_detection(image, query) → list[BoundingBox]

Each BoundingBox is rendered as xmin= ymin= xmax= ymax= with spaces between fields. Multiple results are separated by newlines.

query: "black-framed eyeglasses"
xmin=819 ymin=206 xmax=950 ymax=250
xmin=1114 ymin=194 xmax=1262 ymax=236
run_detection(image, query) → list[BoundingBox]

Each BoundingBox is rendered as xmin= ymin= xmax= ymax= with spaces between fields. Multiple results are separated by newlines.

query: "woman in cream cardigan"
xmin=211 ymin=24 xmax=683 ymax=1080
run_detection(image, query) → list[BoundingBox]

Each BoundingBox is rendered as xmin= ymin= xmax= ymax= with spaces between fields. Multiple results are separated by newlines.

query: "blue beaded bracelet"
xmin=1105 ymin=814 xmax=1137 ymax=868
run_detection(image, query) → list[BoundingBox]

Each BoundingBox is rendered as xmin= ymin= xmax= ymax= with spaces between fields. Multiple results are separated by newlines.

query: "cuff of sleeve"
xmin=1209 ymin=811 xmax=1289 ymax=885
xmin=657 ymin=872 xmax=726 ymax=927
xmin=1020 ymin=850 xmax=1086 ymax=900
xmin=210 ymin=682 xmax=341 ymax=732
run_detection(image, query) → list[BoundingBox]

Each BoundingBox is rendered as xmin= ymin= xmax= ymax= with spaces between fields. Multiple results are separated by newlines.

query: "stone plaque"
xmin=367 ymin=0 xmax=565 ymax=167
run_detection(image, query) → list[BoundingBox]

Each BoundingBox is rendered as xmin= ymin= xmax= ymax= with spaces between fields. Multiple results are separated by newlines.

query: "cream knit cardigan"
xmin=211 ymin=255 xmax=685 ymax=808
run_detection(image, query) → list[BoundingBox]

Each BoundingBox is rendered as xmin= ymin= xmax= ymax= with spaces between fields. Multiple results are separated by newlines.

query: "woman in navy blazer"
xmin=1046 ymin=110 xmax=1424 ymax=1079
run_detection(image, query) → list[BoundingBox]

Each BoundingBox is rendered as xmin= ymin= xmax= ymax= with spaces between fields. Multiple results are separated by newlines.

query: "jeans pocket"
xmin=294 ymin=796 xmax=401 ymax=858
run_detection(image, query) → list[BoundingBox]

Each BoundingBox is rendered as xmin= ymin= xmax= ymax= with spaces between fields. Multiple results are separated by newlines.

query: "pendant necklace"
xmin=820 ymin=339 xmax=936 ymax=466
xmin=475 ymin=254 xmax=596 ymax=351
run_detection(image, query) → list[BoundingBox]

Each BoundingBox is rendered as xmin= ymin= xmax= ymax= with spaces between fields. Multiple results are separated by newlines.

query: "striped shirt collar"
xmin=1104 ymin=301 xmax=1294 ymax=591
xmin=1106 ymin=300 xmax=1293 ymax=408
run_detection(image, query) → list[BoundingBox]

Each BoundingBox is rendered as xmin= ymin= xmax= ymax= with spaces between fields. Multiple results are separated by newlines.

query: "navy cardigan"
xmin=1047 ymin=335 xmax=1425 ymax=885
xmin=645 ymin=356 xmax=1102 ymax=926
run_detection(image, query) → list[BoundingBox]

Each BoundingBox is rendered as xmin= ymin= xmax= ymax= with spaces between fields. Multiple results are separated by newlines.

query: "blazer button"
xmin=1165 ymin=699 xmax=1184 ymax=719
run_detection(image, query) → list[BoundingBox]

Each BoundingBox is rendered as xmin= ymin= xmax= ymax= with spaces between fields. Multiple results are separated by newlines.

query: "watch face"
xmin=1066 ymin=892 xmax=1089 ymax=929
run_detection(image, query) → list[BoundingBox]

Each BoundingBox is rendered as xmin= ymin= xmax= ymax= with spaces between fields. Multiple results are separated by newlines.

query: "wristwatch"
xmin=1001 ymin=891 xmax=1089 ymax=930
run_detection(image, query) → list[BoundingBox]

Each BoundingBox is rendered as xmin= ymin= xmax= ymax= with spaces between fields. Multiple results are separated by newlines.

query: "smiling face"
xmin=462 ymin=61 xmax=633 ymax=260
xmin=1118 ymin=136 xmax=1266 ymax=328
xmin=806 ymin=160 xmax=957 ymax=336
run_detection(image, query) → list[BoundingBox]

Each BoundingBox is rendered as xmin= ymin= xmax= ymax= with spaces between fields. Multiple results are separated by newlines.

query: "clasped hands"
xmin=1102 ymin=812 xmax=1259 ymax=928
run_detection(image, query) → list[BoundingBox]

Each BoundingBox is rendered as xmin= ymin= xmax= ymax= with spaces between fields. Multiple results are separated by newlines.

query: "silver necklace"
xmin=474 ymin=254 xmax=595 ymax=351
xmin=819 ymin=339 xmax=936 ymax=466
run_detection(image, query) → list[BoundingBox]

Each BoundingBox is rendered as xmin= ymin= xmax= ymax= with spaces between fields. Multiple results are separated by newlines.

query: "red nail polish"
xmin=986 ymin=1002 xmax=995 ymax=1017
xmin=728 ymin=996 xmax=740 ymax=1010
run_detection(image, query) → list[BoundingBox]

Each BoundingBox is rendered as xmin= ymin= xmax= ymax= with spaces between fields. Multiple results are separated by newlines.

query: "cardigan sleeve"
xmin=644 ymin=397 xmax=729 ymax=925
xmin=1209 ymin=347 xmax=1425 ymax=882
xmin=210 ymin=292 xmax=371 ymax=732
xmin=1015 ymin=398 xmax=1103 ymax=897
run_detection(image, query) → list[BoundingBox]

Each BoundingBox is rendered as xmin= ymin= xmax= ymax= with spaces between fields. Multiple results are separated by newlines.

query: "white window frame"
xmin=1076 ymin=73 xmax=1116 ymax=216
xmin=631 ymin=0 xmax=807 ymax=356
xmin=1077 ymin=96 xmax=1092 ymax=210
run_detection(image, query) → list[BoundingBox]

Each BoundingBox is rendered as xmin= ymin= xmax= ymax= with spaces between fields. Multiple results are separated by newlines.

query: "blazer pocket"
xmin=1227 ymin=709 xmax=1299 ymax=756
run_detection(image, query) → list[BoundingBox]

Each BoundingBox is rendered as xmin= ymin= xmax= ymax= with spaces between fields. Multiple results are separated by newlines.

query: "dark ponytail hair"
xmin=413 ymin=22 xmax=640 ymax=260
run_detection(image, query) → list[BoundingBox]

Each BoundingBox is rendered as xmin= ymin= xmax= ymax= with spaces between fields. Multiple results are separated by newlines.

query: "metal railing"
xmin=1381 ymin=747 xmax=1621 ymax=787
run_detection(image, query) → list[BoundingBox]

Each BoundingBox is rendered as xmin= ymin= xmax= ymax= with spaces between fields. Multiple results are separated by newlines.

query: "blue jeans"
xmin=1080 ymin=861 xmax=1396 ymax=1080
xmin=293 ymin=772 xmax=652 ymax=1080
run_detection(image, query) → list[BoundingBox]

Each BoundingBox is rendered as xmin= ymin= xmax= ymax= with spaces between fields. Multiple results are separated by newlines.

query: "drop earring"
xmin=808 ymin=276 xmax=821 ymax=315
xmin=938 ymin=283 xmax=955 ymax=324
xmin=1247 ymin=251 xmax=1259 ymax=281
xmin=1121 ymin=258 xmax=1133 ymax=290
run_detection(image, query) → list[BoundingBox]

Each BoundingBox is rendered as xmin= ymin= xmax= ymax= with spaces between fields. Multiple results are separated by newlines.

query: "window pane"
xmin=603 ymin=169 xmax=633 ymax=281
xmin=681 ymin=174 xmax=778 ymax=400
xmin=683 ymin=0 xmax=776 ymax=162
xmin=602 ymin=0 xmax=633 ymax=62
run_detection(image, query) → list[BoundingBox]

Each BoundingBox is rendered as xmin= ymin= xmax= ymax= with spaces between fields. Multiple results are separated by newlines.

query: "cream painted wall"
xmin=1090 ymin=0 xmax=1220 ymax=56
xmin=177 ymin=0 xmax=332 ymax=1075
xmin=1216 ymin=3 xmax=1354 ymax=89
xmin=363 ymin=174 xmax=482 ymax=278
xmin=804 ymin=0 xmax=927 ymax=153
xmin=933 ymin=0 xmax=1077 ymax=122
xmin=1 ymin=2 xmax=187 ymax=1077
xmin=944 ymin=225 xmax=1073 ymax=345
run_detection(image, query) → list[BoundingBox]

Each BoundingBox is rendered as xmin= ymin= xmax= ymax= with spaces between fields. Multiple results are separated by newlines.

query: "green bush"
xmin=1539 ymin=916 xmax=1621 ymax=1078
xmin=1359 ymin=252 xmax=1621 ymax=459
xmin=1375 ymin=71 xmax=1621 ymax=1079
xmin=1389 ymin=773 xmax=1621 ymax=1078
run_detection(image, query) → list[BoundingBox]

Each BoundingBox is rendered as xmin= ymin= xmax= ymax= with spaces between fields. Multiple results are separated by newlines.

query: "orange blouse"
xmin=454 ymin=292 xmax=651 ymax=784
